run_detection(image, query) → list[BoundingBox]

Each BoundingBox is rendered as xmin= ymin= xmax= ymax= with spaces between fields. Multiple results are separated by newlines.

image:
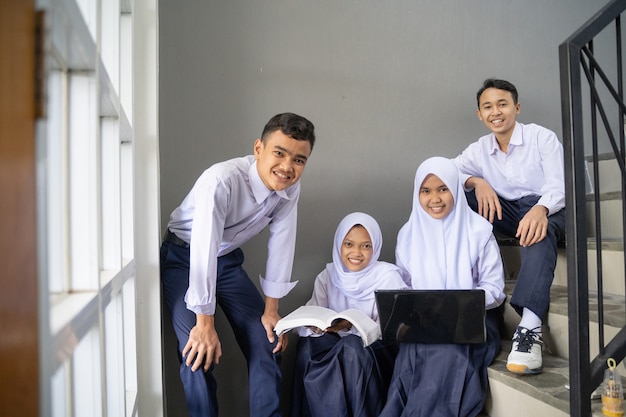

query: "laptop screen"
xmin=375 ymin=289 xmax=486 ymax=344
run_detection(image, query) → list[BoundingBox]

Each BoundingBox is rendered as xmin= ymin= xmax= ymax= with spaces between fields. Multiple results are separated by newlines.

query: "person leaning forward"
xmin=160 ymin=112 xmax=316 ymax=416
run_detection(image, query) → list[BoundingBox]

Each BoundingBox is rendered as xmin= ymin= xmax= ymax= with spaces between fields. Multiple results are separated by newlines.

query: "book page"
xmin=333 ymin=308 xmax=381 ymax=346
xmin=274 ymin=305 xmax=382 ymax=347
xmin=274 ymin=305 xmax=338 ymax=335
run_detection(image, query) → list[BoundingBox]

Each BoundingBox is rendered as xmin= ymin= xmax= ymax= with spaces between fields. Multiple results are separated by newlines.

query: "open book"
xmin=274 ymin=305 xmax=381 ymax=347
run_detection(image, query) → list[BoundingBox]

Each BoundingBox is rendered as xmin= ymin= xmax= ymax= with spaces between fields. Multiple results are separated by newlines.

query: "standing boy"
xmin=453 ymin=79 xmax=566 ymax=375
xmin=160 ymin=113 xmax=316 ymax=416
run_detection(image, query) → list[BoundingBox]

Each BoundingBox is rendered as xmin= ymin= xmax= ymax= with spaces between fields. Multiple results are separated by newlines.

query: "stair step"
xmin=547 ymin=283 xmax=626 ymax=330
xmin=491 ymin=220 xmax=626 ymax=416
xmin=554 ymin=241 xmax=624 ymax=296
xmin=586 ymin=195 xmax=624 ymax=240
xmin=492 ymin=280 xmax=626 ymax=416
xmin=486 ymin=340 xmax=570 ymax=416
xmin=503 ymin=239 xmax=625 ymax=295
xmin=486 ymin=341 xmax=611 ymax=416
xmin=585 ymin=152 xmax=625 ymax=195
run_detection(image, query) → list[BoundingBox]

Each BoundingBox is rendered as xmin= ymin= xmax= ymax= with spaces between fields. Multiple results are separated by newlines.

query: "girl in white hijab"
xmin=395 ymin=156 xmax=505 ymax=307
xmin=289 ymin=212 xmax=407 ymax=417
xmin=380 ymin=157 xmax=505 ymax=417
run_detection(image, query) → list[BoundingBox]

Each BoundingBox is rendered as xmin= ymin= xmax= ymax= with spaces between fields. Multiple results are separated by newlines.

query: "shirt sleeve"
xmin=259 ymin=191 xmax=300 ymax=298
xmin=536 ymin=131 xmax=566 ymax=215
xmin=474 ymin=234 xmax=506 ymax=310
xmin=184 ymin=175 xmax=229 ymax=316
xmin=452 ymin=144 xmax=484 ymax=190
xmin=297 ymin=270 xmax=329 ymax=337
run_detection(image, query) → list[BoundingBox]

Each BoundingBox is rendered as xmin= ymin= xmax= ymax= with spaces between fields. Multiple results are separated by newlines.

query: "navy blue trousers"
xmin=465 ymin=191 xmax=566 ymax=320
xmin=160 ymin=241 xmax=282 ymax=417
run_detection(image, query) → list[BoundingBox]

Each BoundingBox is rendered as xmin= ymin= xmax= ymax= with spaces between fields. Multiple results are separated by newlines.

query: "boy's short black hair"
xmin=476 ymin=78 xmax=519 ymax=107
xmin=262 ymin=113 xmax=316 ymax=150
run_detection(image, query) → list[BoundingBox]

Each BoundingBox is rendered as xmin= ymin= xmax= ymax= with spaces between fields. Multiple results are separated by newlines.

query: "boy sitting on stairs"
xmin=453 ymin=78 xmax=566 ymax=375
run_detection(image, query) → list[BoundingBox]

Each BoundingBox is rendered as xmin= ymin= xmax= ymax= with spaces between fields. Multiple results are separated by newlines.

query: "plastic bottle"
xmin=602 ymin=358 xmax=624 ymax=417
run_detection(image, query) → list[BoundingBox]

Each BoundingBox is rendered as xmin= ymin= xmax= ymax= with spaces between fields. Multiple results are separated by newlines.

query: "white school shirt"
xmin=453 ymin=122 xmax=565 ymax=215
xmin=460 ymin=234 xmax=506 ymax=310
xmin=168 ymin=155 xmax=299 ymax=315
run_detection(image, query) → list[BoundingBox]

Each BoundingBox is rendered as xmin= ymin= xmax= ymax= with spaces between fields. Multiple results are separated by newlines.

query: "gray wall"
xmin=158 ymin=1 xmax=600 ymax=415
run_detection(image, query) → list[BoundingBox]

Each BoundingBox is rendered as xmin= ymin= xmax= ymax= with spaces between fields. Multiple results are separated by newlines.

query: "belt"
xmin=164 ymin=230 xmax=190 ymax=248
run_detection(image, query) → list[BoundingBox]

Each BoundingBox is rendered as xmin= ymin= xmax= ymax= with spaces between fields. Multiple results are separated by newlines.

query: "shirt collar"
xmin=248 ymin=160 xmax=290 ymax=204
xmin=488 ymin=122 xmax=522 ymax=154
xmin=510 ymin=122 xmax=523 ymax=146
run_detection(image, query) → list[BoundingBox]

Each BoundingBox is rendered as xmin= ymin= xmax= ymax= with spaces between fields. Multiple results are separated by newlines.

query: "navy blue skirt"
xmin=289 ymin=333 xmax=398 ymax=417
xmin=379 ymin=305 xmax=503 ymax=417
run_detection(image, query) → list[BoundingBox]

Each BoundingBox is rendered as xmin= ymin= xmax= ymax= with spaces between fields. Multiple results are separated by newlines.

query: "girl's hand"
xmin=325 ymin=319 xmax=352 ymax=333
xmin=306 ymin=326 xmax=323 ymax=334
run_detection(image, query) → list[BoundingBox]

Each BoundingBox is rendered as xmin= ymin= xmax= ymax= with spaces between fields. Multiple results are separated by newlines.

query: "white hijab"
xmin=327 ymin=212 xmax=401 ymax=300
xmin=395 ymin=157 xmax=493 ymax=289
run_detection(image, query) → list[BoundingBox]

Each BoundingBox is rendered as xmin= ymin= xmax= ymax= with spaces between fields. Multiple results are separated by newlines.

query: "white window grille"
xmin=35 ymin=0 xmax=159 ymax=415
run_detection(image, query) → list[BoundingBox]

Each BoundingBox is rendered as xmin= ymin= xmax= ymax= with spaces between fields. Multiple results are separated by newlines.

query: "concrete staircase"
xmin=484 ymin=155 xmax=626 ymax=417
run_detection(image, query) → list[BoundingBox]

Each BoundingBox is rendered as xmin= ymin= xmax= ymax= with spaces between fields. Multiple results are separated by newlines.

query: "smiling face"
xmin=476 ymin=87 xmax=521 ymax=144
xmin=340 ymin=225 xmax=373 ymax=272
xmin=254 ymin=129 xmax=312 ymax=191
xmin=419 ymin=174 xmax=454 ymax=220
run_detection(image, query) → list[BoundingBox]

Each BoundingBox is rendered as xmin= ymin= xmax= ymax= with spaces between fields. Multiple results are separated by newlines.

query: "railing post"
xmin=560 ymin=40 xmax=592 ymax=417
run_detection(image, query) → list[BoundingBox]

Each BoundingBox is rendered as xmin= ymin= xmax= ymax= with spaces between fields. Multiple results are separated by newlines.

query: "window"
xmin=37 ymin=0 xmax=150 ymax=415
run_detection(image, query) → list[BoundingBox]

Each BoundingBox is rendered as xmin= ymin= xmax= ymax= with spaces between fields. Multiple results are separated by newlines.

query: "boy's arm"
xmin=183 ymin=313 xmax=222 ymax=372
xmin=537 ymin=130 xmax=566 ymax=214
xmin=465 ymin=176 xmax=502 ymax=224
xmin=452 ymin=147 xmax=502 ymax=223
xmin=260 ymin=189 xmax=302 ymax=352
xmin=182 ymin=175 xmax=229 ymax=371
xmin=469 ymin=175 xmax=549 ymax=246
xmin=516 ymin=128 xmax=563 ymax=246
xmin=186 ymin=175 xmax=229 ymax=315
xmin=516 ymin=205 xmax=549 ymax=247
xmin=259 ymin=193 xmax=300 ymax=303
xmin=262 ymin=297 xmax=288 ymax=353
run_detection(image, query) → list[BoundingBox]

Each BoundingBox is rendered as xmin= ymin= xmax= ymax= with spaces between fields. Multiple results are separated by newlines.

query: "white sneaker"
xmin=506 ymin=326 xmax=544 ymax=375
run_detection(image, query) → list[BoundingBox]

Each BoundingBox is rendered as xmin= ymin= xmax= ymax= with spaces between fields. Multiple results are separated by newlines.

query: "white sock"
xmin=518 ymin=308 xmax=542 ymax=333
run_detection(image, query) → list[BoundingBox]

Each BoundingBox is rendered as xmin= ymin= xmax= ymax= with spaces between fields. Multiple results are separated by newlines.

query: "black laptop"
xmin=375 ymin=289 xmax=486 ymax=344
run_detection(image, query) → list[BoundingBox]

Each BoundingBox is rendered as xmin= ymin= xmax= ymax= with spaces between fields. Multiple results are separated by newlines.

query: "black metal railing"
xmin=560 ymin=0 xmax=626 ymax=415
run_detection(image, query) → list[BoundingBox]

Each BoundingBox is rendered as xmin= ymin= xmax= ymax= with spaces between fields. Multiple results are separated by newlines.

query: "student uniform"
xmin=380 ymin=157 xmax=506 ymax=417
xmin=289 ymin=212 xmax=407 ymax=417
xmin=161 ymin=155 xmax=300 ymax=417
xmin=453 ymin=122 xmax=566 ymax=321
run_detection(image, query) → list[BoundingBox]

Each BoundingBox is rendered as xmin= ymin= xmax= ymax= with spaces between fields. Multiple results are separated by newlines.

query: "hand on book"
xmin=305 ymin=319 xmax=352 ymax=334
xmin=324 ymin=319 xmax=353 ymax=333
xmin=274 ymin=306 xmax=380 ymax=347
xmin=306 ymin=326 xmax=323 ymax=334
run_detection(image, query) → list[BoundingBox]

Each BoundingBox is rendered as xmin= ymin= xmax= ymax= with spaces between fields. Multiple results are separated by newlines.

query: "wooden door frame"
xmin=0 ymin=0 xmax=39 ymax=416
